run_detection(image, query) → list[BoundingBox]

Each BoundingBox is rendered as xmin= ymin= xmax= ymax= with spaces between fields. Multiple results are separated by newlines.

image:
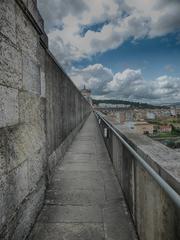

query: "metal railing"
xmin=95 ymin=111 xmax=180 ymax=209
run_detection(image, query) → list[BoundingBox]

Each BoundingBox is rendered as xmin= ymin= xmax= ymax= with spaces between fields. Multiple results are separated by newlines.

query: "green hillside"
xmin=92 ymin=99 xmax=167 ymax=109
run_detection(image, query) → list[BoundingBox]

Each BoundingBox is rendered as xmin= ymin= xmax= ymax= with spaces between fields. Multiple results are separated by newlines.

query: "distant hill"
xmin=92 ymin=99 xmax=168 ymax=109
xmin=163 ymin=102 xmax=180 ymax=107
xmin=157 ymin=102 xmax=180 ymax=108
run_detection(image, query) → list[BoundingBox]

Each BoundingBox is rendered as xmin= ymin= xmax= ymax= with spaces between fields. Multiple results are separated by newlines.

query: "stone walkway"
xmin=29 ymin=113 xmax=137 ymax=240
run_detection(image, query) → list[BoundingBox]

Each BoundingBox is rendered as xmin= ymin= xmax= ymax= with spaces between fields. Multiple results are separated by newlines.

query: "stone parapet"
xmin=96 ymin=112 xmax=180 ymax=240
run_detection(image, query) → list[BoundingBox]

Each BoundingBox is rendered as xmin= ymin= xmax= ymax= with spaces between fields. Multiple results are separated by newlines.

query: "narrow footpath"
xmin=29 ymin=113 xmax=137 ymax=240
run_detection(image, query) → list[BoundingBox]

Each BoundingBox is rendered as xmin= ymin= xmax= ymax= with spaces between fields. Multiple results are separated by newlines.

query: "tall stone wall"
xmin=45 ymin=51 xmax=90 ymax=178
xmin=0 ymin=1 xmax=91 ymax=239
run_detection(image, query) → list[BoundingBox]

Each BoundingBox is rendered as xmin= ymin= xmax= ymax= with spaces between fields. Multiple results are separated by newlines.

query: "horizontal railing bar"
xmin=95 ymin=111 xmax=180 ymax=209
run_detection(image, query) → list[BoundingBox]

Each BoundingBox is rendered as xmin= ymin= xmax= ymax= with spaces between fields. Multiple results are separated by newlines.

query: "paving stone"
xmin=63 ymin=152 xmax=93 ymax=162
xmin=45 ymin=189 xmax=106 ymax=205
xmin=38 ymin=205 xmax=103 ymax=223
xmin=58 ymin=162 xmax=99 ymax=171
xmin=53 ymin=171 xmax=102 ymax=179
xmin=76 ymin=136 xmax=95 ymax=141
xmin=28 ymin=223 xmax=105 ymax=240
xmin=104 ymin=180 xmax=124 ymax=201
xmin=68 ymin=143 xmax=95 ymax=154
xmin=104 ymin=223 xmax=137 ymax=240
xmin=28 ymin=113 xmax=137 ymax=239
xmin=50 ymin=174 xmax=104 ymax=187
xmin=98 ymin=160 xmax=112 ymax=167
xmin=48 ymin=178 xmax=103 ymax=191
xmin=103 ymin=202 xmax=137 ymax=240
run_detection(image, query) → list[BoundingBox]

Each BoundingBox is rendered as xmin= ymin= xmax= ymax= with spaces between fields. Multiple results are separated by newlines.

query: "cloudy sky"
xmin=37 ymin=0 xmax=180 ymax=103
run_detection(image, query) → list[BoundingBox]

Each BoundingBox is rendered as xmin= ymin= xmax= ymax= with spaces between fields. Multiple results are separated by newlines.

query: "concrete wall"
xmin=0 ymin=1 xmax=91 ymax=239
xmin=97 ymin=113 xmax=180 ymax=240
xmin=45 ymin=51 xmax=91 ymax=179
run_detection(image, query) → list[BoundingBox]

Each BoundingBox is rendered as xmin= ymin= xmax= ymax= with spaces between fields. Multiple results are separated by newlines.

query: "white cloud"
xmin=38 ymin=0 xmax=180 ymax=67
xmin=106 ymin=68 xmax=143 ymax=91
xmin=71 ymin=64 xmax=180 ymax=102
xmin=37 ymin=0 xmax=88 ymax=32
xmin=107 ymin=70 xmax=180 ymax=102
xmin=105 ymin=68 xmax=153 ymax=100
xmin=37 ymin=0 xmax=180 ymax=103
xmin=47 ymin=11 xmax=151 ymax=68
xmin=70 ymin=64 xmax=113 ymax=95
xmin=154 ymin=76 xmax=180 ymax=99
xmin=125 ymin=0 xmax=180 ymax=37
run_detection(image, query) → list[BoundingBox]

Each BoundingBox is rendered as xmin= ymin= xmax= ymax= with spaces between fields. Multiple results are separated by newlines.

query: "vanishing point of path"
xmin=29 ymin=113 xmax=137 ymax=240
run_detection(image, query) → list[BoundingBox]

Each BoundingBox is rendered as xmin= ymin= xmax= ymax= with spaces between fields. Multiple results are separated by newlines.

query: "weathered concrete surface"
xmin=98 ymin=113 xmax=180 ymax=240
xmin=0 ymin=35 xmax=22 ymax=89
xmin=0 ymin=0 xmax=17 ymax=44
xmin=28 ymin=113 xmax=137 ymax=240
xmin=45 ymin=51 xmax=90 ymax=179
xmin=0 ymin=86 xmax=19 ymax=128
xmin=0 ymin=0 xmax=91 ymax=239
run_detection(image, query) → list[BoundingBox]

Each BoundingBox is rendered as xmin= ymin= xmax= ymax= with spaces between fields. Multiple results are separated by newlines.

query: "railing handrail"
xmin=95 ymin=111 xmax=180 ymax=209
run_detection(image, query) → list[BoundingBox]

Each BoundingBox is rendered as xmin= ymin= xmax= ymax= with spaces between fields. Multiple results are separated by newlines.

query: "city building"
xmin=146 ymin=112 xmax=156 ymax=120
xmin=159 ymin=125 xmax=172 ymax=133
xmin=170 ymin=107 xmax=176 ymax=116
xmin=134 ymin=122 xmax=154 ymax=135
